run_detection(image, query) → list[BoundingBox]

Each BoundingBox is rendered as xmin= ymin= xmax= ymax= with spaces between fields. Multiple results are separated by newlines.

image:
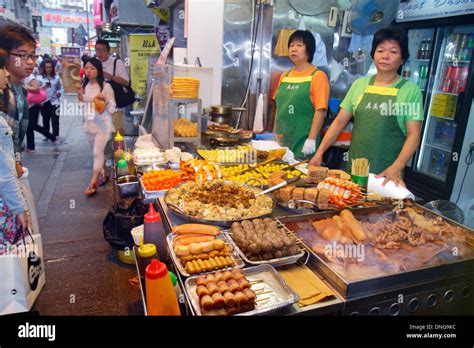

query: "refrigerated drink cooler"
xmin=397 ymin=18 xmax=474 ymax=201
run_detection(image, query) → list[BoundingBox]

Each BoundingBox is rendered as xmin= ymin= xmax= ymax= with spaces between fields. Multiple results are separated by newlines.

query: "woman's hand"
xmin=15 ymin=162 xmax=24 ymax=178
xmin=17 ymin=212 xmax=29 ymax=231
xmin=95 ymin=93 xmax=106 ymax=101
xmin=376 ymin=162 xmax=406 ymax=187
xmin=309 ymin=150 xmax=323 ymax=166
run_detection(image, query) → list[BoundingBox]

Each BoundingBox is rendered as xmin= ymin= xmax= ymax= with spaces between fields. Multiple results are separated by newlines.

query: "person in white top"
xmin=95 ymin=39 xmax=129 ymax=133
xmin=77 ymin=58 xmax=116 ymax=197
xmin=38 ymin=58 xmax=62 ymax=138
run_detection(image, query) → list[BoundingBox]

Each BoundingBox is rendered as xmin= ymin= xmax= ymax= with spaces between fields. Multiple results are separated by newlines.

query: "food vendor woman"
xmin=273 ymin=30 xmax=330 ymax=158
xmin=310 ymin=27 xmax=423 ymax=186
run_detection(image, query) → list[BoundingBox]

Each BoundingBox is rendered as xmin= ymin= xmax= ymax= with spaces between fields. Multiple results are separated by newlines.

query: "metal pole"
xmin=86 ymin=0 xmax=90 ymax=51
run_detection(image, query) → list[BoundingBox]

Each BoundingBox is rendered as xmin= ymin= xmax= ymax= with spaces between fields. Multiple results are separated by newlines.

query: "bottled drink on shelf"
xmin=417 ymin=64 xmax=428 ymax=88
xmin=457 ymin=34 xmax=469 ymax=60
xmin=461 ymin=34 xmax=473 ymax=61
xmin=402 ymin=65 xmax=411 ymax=79
xmin=441 ymin=78 xmax=453 ymax=93
xmin=417 ymin=39 xmax=426 ymax=59
xmin=424 ymin=38 xmax=432 ymax=59
xmin=452 ymin=33 xmax=462 ymax=60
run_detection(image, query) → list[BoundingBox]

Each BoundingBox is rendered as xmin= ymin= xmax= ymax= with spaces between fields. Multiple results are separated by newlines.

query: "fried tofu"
xmin=279 ymin=186 xmax=295 ymax=203
xmin=327 ymin=169 xmax=351 ymax=180
xmin=303 ymin=188 xmax=319 ymax=208
xmin=317 ymin=188 xmax=331 ymax=210
xmin=292 ymin=187 xmax=305 ymax=201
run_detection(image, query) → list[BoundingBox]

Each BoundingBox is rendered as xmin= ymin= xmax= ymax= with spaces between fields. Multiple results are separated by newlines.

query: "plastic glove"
xmin=302 ymin=139 xmax=316 ymax=156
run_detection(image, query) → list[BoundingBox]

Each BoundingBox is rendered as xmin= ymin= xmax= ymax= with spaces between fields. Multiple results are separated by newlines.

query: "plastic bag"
xmin=102 ymin=199 xmax=147 ymax=250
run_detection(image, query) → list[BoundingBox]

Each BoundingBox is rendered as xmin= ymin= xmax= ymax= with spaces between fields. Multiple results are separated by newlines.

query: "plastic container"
xmin=117 ymin=155 xmax=129 ymax=178
xmin=137 ymin=243 xmax=157 ymax=278
xmin=114 ymin=131 xmax=125 ymax=152
xmin=143 ymin=204 xmax=169 ymax=266
xmin=145 ymin=259 xmax=181 ymax=315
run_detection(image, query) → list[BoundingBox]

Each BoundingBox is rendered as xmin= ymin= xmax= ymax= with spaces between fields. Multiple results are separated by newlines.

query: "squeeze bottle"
xmin=116 ymin=154 xmax=129 ymax=177
xmin=145 ymin=259 xmax=181 ymax=315
xmin=143 ymin=204 xmax=169 ymax=265
xmin=137 ymin=241 xmax=157 ymax=278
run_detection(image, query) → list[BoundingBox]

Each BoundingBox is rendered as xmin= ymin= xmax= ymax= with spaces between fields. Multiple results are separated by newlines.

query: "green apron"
xmin=347 ymin=76 xmax=408 ymax=174
xmin=275 ymin=68 xmax=320 ymax=158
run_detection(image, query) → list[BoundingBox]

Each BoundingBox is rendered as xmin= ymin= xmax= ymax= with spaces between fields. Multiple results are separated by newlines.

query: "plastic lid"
xmin=144 ymin=203 xmax=161 ymax=222
xmin=138 ymin=243 xmax=156 ymax=258
xmin=114 ymin=131 xmax=124 ymax=141
xmin=168 ymin=271 xmax=177 ymax=287
xmin=145 ymin=259 xmax=168 ymax=279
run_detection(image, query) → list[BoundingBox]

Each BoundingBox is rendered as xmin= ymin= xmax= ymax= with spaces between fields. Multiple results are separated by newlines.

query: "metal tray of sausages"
xmin=166 ymin=232 xmax=245 ymax=278
xmin=184 ymin=264 xmax=299 ymax=316
xmin=223 ymin=220 xmax=307 ymax=268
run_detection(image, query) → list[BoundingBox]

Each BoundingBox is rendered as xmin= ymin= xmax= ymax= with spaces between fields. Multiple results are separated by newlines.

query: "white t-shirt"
xmin=82 ymin=81 xmax=116 ymax=135
xmin=100 ymin=56 xmax=129 ymax=82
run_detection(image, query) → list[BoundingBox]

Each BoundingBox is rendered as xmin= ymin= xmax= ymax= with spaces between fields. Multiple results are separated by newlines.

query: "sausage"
xmin=196 ymin=285 xmax=210 ymax=298
xmin=217 ymin=280 xmax=229 ymax=293
xmin=211 ymin=292 xmax=225 ymax=309
xmin=213 ymin=271 xmax=224 ymax=283
xmin=230 ymin=269 xmax=244 ymax=280
xmin=208 ymin=257 xmax=218 ymax=270
xmin=195 ymin=276 xmax=207 ymax=287
xmin=340 ymin=210 xmax=367 ymax=242
xmin=234 ymin=291 xmax=249 ymax=306
xmin=172 ymin=223 xmax=220 ymax=236
xmin=206 ymin=281 xmax=219 ymax=295
xmin=197 ymin=259 xmax=206 ymax=272
xmin=222 ymin=270 xmax=233 ymax=281
xmin=174 ymin=235 xmax=216 ymax=246
xmin=227 ymin=279 xmax=240 ymax=292
xmin=243 ymin=288 xmax=256 ymax=303
xmin=200 ymin=295 xmax=214 ymax=312
xmin=237 ymin=277 xmax=250 ymax=289
xmin=223 ymin=291 xmax=237 ymax=307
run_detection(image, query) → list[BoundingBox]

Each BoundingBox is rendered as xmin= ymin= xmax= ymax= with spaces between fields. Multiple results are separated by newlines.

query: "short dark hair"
xmin=95 ymin=39 xmax=110 ymax=51
xmin=81 ymin=54 xmax=90 ymax=65
xmin=0 ymin=49 xmax=9 ymax=112
xmin=371 ymin=27 xmax=410 ymax=73
xmin=82 ymin=57 xmax=105 ymax=91
xmin=0 ymin=24 xmax=36 ymax=52
xmin=288 ymin=30 xmax=316 ymax=63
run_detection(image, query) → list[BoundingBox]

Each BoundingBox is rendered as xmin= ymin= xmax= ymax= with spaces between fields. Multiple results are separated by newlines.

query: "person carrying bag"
xmin=110 ymin=57 xmax=135 ymax=108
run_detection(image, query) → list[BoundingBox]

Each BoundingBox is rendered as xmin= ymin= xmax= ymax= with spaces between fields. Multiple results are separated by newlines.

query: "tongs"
xmin=281 ymin=159 xmax=309 ymax=171
xmin=255 ymin=176 xmax=301 ymax=197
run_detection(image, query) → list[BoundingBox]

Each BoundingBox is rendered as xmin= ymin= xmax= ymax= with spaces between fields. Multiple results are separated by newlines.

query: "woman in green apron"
xmin=310 ymin=27 xmax=424 ymax=187
xmin=273 ymin=30 xmax=329 ymax=158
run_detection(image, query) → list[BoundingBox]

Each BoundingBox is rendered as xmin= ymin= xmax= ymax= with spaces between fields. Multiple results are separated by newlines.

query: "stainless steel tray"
xmin=184 ymin=264 xmax=299 ymax=316
xmin=164 ymin=181 xmax=276 ymax=228
xmin=139 ymin=176 xmax=170 ymax=200
xmin=277 ymin=201 xmax=474 ymax=299
xmin=223 ymin=220 xmax=307 ymax=268
xmin=166 ymin=232 xmax=245 ymax=278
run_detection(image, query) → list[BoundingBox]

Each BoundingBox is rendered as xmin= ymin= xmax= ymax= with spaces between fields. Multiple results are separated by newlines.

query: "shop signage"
xmin=110 ymin=0 xmax=119 ymax=22
xmin=41 ymin=0 xmax=85 ymax=10
xmin=41 ymin=8 xmax=93 ymax=28
xmin=129 ymin=34 xmax=160 ymax=99
xmin=94 ymin=0 xmax=103 ymax=26
xmin=396 ymin=0 xmax=474 ymax=22
xmin=61 ymin=47 xmax=81 ymax=93
xmin=99 ymin=32 xmax=121 ymax=43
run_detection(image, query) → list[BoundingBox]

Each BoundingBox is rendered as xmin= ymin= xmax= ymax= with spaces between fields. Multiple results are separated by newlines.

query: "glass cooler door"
xmin=416 ymin=25 xmax=474 ymax=181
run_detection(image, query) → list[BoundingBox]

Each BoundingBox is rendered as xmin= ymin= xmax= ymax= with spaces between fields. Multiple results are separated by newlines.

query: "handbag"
xmin=26 ymin=88 xmax=47 ymax=105
xmin=109 ymin=58 xmax=135 ymax=108
xmin=0 ymin=229 xmax=46 ymax=315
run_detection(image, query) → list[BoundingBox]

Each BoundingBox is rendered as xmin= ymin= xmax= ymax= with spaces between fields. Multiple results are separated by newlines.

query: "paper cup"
xmin=351 ymin=174 xmax=368 ymax=190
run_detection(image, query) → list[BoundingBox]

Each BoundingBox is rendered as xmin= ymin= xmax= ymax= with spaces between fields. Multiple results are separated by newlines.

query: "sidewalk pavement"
xmin=22 ymin=95 xmax=142 ymax=315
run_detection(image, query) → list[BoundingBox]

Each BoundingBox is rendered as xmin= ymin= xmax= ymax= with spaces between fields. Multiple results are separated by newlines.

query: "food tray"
xmin=223 ymin=221 xmax=307 ymax=267
xmin=139 ymin=177 xmax=169 ymax=199
xmin=277 ymin=201 xmax=474 ymax=299
xmin=166 ymin=232 xmax=245 ymax=277
xmin=184 ymin=264 xmax=299 ymax=316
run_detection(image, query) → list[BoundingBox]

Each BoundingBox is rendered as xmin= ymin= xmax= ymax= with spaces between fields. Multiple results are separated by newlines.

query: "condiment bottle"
xmin=116 ymin=154 xmax=129 ymax=177
xmin=113 ymin=131 xmax=125 ymax=152
xmin=137 ymin=241 xmax=157 ymax=278
xmin=145 ymin=259 xmax=181 ymax=316
xmin=124 ymin=149 xmax=136 ymax=175
xmin=143 ymin=204 xmax=169 ymax=266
